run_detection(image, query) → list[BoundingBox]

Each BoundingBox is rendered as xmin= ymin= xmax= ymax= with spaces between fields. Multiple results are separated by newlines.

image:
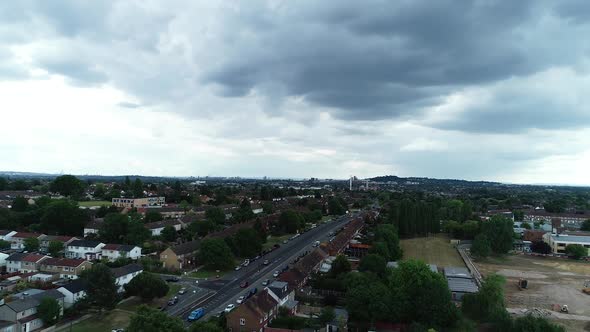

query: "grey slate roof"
xmin=60 ymin=279 xmax=87 ymax=294
xmin=5 ymin=289 xmax=64 ymax=313
xmin=171 ymin=239 xmax=200 ymax=256
xmin=110 ymin=263 xmax=143 ymax=278
xmin=444 ymin=266 xmax=471 ymax=278
xmin=447 ymin=277 xmax=479 ymax=293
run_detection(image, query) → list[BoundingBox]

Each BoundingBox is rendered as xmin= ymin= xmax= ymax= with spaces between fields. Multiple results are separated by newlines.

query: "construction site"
xmin=473 ymin=254 xmax=590 ymax=331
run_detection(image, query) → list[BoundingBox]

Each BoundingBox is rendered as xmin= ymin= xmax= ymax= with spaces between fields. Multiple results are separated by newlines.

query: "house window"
xmin=240 ymin=318 xmax=246 ymax=326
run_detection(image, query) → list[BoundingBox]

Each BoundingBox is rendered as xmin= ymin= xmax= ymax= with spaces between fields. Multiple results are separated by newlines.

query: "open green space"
xmin=117 ymin=282 xmax=181 ymax=312
xmin=78 ymin=200 xmax=112 ymax=207
xmin=400 ymin=235 xmax=465 ymax=268
xmin=263 ymin=234 xmax=292 ymax=250
xmin=69 ymin=310 xmax=132 ymax=332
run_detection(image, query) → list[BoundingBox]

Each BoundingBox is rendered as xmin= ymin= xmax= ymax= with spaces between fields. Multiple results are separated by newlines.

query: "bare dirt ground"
xmin=474 ymin=254 xmax=590 ymax=331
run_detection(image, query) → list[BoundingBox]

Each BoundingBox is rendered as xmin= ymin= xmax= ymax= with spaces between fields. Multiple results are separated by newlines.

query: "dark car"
xmin=167 ymin=297 xmax=179 ymax=306
xmin=240 ymin=281 xmax=249 ymax=288
xmin=166 ymin=277 xmax=180 ymax=282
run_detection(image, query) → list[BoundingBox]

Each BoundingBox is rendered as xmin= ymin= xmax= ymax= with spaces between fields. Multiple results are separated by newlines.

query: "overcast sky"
xmin=1 ymin=1 xmax=590 ymax=184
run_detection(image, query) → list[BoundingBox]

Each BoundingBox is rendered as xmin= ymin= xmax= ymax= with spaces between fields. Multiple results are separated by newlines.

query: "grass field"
xmin=78 ymin=200 xmax=112 ymax=207
xmin=70 ymin=310 xmax=132 ymax=332
xmin=400 ymin=235 xmax=465 ymax=267
xmin=263 ymin=234 xmax=292 ymax=250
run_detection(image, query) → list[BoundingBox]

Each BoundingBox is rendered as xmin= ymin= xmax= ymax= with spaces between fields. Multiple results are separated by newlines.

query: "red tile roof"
xmin=21 ymin=254 xmax=47 ymax=263
xmin=102 ymin=243 xmax=120 ymax=250
xmin=41 ymin=258 xmax=88 ymax=267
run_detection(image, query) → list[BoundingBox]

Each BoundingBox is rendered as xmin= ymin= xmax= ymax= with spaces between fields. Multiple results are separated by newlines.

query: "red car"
xmin=240 ymin=281 xmax=249 ymax=288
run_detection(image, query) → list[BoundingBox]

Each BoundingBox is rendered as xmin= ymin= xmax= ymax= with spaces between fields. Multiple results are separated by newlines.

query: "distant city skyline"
xmin=2 ymin=2 xmax=590 ymax=185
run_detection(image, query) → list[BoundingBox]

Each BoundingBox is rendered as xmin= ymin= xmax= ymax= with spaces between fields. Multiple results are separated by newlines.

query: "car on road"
xmin=236 ymin=295 xmax=245 ymax=304
xmin=225 ymin=304 xmax=235 ymax=312
xmin=254 ymin=255 xmax=261 ymax=261
xmin=187 ymin=308 xmax=205 ymax=322
xmin=166 ymin=277 xmax=180 ymax=282
xmin=178 ymin=288 xmax=186 ymax=295
xmin=243 ymin=259 xmax=250 ymax=266
xmin=167 ymin=297 xmax=179 ymax=306
xmin=234 ymin=265 xmax=242 ymax=271
xmin=263 ymin=259 xmax=269 ymax=265
xmin=273 ymin=271 xmax=279 ymax=277
xmin=283 ymin=239 xmax=288 ymax=244
xmin=240 ymin=281 xmax=249 ymax=288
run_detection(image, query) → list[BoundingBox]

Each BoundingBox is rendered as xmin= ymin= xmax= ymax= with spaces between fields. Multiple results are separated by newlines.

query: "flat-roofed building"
xmin=112 ymin=197 xmax=165 ymax=208
xmin=543 ymin=233 xmax=590 ymax=255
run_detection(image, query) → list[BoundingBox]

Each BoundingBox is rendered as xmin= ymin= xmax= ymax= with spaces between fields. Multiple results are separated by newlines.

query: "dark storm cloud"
xmin=204 ymin=0 xmax=548 ymax=121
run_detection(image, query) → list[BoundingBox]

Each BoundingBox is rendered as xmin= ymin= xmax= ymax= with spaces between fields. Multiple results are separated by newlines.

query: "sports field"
xmin=400 ymin=235 xmax=465 ymax=267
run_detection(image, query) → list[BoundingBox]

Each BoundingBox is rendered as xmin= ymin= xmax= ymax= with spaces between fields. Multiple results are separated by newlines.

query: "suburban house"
xmin=0 ymin=230 xmax=16 ymax=242
xmin=65 ymin=240 xmax=105 ymax=260
xmin=83 ymin=219 xmax=103 ymax=237
xmin=0 ymin=253 xmax=9 ymax=273
xmin=110 ymin=263 xmax=143 ymax=293
xmin=543 ymin=233 xmax=590 ymax=255
xmin=112 ymin=197 xmax=165 ymax=208
xmin=0 ymin=289 xmax=65 ymax=332
xmin=56 ymin=279 xmax=87 ymax=308
xmin=444 ymin=267 xmax=479 ymax=302
xmin=145 ymin=219 xmax=183 ymax=236
xmin=278 ymin=268 xmax=307 ymax=291
xmin=0 ymin=320 xmax=15 ymax=332
xmin=523 ymin=230 xmax=548 ymax=243
xmin=267 ymin=281 xmax=297 ymax=314
xmin=251 ymin=205 xmax=264 ymax=215
xmin=159 ymin=240 xmax=200 ymax=270
xmin=101 ymin=244 xmax=142 ymax=262
xmin=38 ymin=235 xmax=78 ymax=254
xmin=327 ymin=308 xmax=349 ymax=332
xmin=9 ymin=233 xmax=44 ymax=250
xmin=226 ymin=289 xmax=279 ymax=332
xmin=6 ymin=253 xmax=48 ymax=273
xmin=39 ymin=258 xmax=92 ymax=280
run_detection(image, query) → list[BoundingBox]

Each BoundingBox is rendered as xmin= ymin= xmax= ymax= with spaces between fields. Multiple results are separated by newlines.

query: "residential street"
xmin=169 ymin=212 xmax=359 ymax=323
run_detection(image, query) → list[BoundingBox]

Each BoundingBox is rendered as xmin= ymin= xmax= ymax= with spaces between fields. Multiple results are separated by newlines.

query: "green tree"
xmin=233 ymin=199 xmax=255 ymax=223
xmin=0 ymin=240 xmax=10 ymax=249
xmin=0 ymin=177 xmax=7 ymax=191
xmin=279 ymin=210 xmax=303 ymax=234
xmin=374 ymin=224 xmax=403 ymax=260
xmin=481 ymin=215 xmax=514 ymax=255
xmin=205 ymin=207 xmax=226 ymax=225
xmin=24 ymin=237 xmax=39 ymax=252
xmin=328 ymin=197 xmax=346 ymax=215
xmin=160 ymin=226 xmax=177 ymax=242
xmin=359 ymin=254 xmax=387 ymax=276
xmin=471 ymin=234 xmax=492 ymax=258
xmin=126 ymin=218 xmax=151 ymax=245
xmin=521 ymin=222 xmax=531 ymax=230
xmin=48 ymin=241 xmax=64 ymax=257
xmin=346 ymin=277 xmax=390 ymax=327
xmin=144 ymin=210 xmax=163 ymax=223
xmin=40 ymin=199 xmax=89 ymax=235
xmin=188 ymin=321 xmax=224 ymax=332
xmin=565 ymin=244 xmax=587 ymax=259
xmin=581 ymin=219 xmax=590 ymax=232
xmin=179 ymin=200 xmax=190 ymax=212
xmin=128 ymin=305 xmax=185 ymax=332
xmin=318 ymin=306 xmax=336 ymax=325
xmin=37 ymin=297 xmax=61 ymax=326
xmin=199 ymin=238 xmax=234 ymax=270
xmin=133 ymin=178 xmax=144 ymax=198
xmin=50 ymin=175 xmax=84 ymax=197
xmin=512 ymin=314 xmax=565 ymax=332
xmin=99 ymin=213 xmax=129 ymax=243
xmin=82 ymin=263 xmax=118 ymax=312
xmin=462 ymin=274 xmax=507 ymax=323
xmin=513 ymin=210 xmax=524 ymax=222
xmin=11 ymin=196 xmax=29 ymax=212
xmin=329 ymin=255 xmax=351 ymax=278
xmin=388 ymin=260 xmax=458 ymax=327
xmin=124 ymin=272 xmax=169 ymax=301
xmin=93 ymin=183 xmax=106 ymax=199
xmin=232 ymin=228 xmax=262 ymax=258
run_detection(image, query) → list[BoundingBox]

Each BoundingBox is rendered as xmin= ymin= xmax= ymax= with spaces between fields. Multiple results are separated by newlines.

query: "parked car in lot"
xmin=187 ymin=308 xmax=204 ymax=322
xmin=240 ymin=281 xmax=249 ymax=288
xmin=273 ymin=271 xmax=279 ymax=277
xmin=178 ymin=288 xmax=186 ymax=295
xmin=236 ymin=296 xmax=245 ymax=304
xmin=262 ymin=279 xmax=270 ymax=286
xmin=225 ymin=304 xmax=235 ymax=312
